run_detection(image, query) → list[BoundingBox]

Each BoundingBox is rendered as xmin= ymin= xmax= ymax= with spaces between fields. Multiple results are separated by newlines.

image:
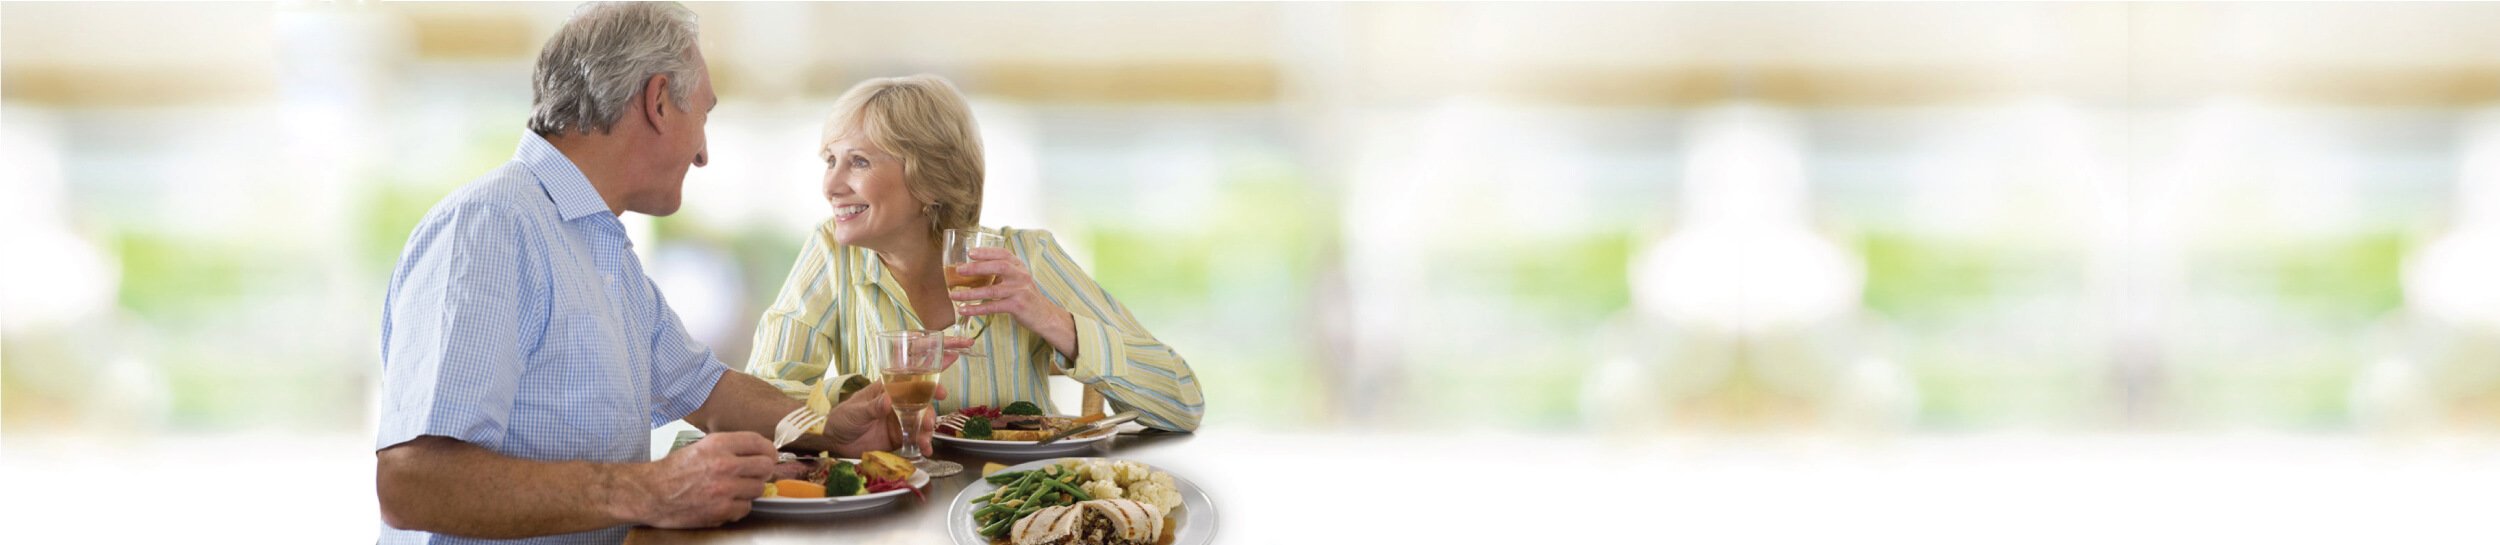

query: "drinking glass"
xmin=872 ymin=329 xmax=960 ymax=477
xmin=942 ymin=228 xmax=1007 ymax=356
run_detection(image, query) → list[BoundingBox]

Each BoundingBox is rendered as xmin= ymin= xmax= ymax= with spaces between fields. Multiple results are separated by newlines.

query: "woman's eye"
xmin=851 ymin=156 xmax=870 ymax=169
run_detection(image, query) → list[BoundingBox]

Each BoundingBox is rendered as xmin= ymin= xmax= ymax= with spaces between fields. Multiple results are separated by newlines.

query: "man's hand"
xmin=821 ymin=382 xmax=943 ymax=457
xmin=619 ymin=431 xmax=777 ymax=528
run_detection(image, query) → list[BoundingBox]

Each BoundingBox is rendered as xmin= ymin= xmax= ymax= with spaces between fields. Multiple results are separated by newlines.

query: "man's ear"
xmin=641 ymin=73 xmax=672 ymax=134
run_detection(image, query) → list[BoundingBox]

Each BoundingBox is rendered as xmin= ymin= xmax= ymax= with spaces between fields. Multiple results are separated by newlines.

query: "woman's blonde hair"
xmin=820 ymin=74 xmax=984 ymax=235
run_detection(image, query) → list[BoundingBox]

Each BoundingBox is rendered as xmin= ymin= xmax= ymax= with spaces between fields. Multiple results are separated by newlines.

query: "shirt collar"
xmin=856 ymin=246 xmax=892 ymax=288
xmin=514 ymin=131 xmax=613 ymax=222
xmin=849 ymin=247 xmax=928 ymax=329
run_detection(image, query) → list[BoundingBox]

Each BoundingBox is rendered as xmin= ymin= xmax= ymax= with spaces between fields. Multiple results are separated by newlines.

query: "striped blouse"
xmin=745 ymin=222 xmax=1204 ymax=431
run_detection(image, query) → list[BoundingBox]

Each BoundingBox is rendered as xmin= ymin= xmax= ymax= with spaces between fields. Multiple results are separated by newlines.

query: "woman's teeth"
xmin=836 ymin=204 xmax=867 ymax=220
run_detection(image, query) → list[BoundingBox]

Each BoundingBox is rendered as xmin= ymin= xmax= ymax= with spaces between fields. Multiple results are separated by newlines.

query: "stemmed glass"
xmin=942 ymin=228 xmax=1007 ymax=357
xmin=872 ymin=329 xmax=960 ymax=477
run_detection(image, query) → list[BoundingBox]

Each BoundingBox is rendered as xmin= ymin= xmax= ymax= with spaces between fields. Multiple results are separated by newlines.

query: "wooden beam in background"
xmin=2 ymin=66 xmax=276 ymax=107
xmin=971 ymin=62 xmax=1280 ymax=104
xmin=404 ymin=11 xmax=539 ymax=61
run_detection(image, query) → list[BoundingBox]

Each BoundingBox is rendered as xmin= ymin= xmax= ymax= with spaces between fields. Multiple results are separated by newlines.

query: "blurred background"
xmin=11 ymin=2 xmax=2500 ymax=542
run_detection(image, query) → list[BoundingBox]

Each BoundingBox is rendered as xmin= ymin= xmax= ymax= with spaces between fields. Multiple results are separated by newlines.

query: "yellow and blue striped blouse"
xmin=745 ymin=222 xmax=1204 ymax=431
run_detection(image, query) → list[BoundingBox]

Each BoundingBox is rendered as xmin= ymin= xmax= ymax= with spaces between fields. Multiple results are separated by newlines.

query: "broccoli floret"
xmin=1002 ymin=401 xmax=1043 ymax=416
xmin=825 ymin=460 xmax=864 ymax=497
xmin=961 ymin=416 xmax=994 ymax=439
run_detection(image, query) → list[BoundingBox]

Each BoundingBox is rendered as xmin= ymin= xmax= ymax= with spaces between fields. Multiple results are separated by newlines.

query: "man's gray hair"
xmin=526 ymin=2 xmax=702 ymax=137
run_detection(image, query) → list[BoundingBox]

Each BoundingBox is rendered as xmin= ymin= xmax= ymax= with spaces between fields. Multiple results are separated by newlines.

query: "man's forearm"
xmin=686 ymin=369 xmax=854 ymax=454
xmin=690 ymin=367 xmax=885 ymax=452
xmin=686 ymin=369 xmax=802 ymax=437
xmin=377 ymin=436 xmax=646 ymax=539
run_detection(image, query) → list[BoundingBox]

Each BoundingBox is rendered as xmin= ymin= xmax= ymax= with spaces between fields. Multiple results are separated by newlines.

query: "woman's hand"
xmin=949 ymin=247 xmax=1077 ymax=354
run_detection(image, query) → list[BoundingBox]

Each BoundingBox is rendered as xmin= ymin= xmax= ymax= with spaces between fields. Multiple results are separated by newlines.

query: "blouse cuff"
xmin=808 ymin=373 xmax=870 ymax=420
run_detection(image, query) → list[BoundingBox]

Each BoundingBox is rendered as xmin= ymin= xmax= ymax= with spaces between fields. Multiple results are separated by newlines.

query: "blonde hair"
xmin=820 ymin=75 xmax=984 ymax=235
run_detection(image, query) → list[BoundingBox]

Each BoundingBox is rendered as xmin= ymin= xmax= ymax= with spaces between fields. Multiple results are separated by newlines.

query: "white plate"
xmin=945 ymin=458 xmax=1215 ymax=545
xmin=933 ymin=429 xmax=1115 ymax=457
xmin=748 ymin=459 xmax=933 ymax=517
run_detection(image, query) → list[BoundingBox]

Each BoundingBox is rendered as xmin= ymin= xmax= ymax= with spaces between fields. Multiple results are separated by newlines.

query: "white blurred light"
xmin=2351 ymin=357 xmax=2431 ymax=433
xmin=2404 ymin=224 xmax=2500 ymax=329
xmin=0 ymin=112 xmax=118 ymax=332
xmin=2405 ymin=109 xmax=2500 ymax=330
xmin=1633 ymin=104 xmax=1861 ymax=332
xmin=1637 ymin=223 xmax=1861 ymax=331
xmin=1840 ymin=356 xmax=1918 ymax=431
xmin=0 ymin=229 xmax=118 ymax=333
xmin=2457 ymin=108 xmax=2500 ymax=226
xmin=972 ymin=102 xmax=1051 ymax=231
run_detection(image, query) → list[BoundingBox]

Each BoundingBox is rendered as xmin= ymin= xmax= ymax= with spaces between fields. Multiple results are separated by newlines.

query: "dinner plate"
xmin=945 ymin=458 xmax=1215 ymax=545
xmin=932 ymin=429 xmax=1115 ymax=457
xmin=748 ymin=459 xmax=933 ymax=517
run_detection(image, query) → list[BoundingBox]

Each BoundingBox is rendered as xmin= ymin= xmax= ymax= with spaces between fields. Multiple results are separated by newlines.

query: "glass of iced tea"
xmin=873 ymin=329 xmax=960 ymax=477
xmin=942 ymin=228 xmax=1007 ymax=356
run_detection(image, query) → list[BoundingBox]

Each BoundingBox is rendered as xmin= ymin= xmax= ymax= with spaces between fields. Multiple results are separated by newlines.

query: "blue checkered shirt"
xmin=376 ymin=131 xmax=729 ymax=545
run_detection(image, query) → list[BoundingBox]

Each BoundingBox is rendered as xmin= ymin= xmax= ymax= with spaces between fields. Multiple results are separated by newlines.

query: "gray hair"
xmin=526 ymin=2 xmax=702 ymax=137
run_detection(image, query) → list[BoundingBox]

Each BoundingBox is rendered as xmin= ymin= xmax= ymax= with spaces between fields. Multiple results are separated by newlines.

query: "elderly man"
xmin=374 ymin=3 xmax=929 ymax=544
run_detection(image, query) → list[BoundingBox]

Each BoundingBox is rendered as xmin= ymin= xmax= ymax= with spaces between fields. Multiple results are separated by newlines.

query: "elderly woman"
xmin=747 ymin=75 xmax=1203 ymax=432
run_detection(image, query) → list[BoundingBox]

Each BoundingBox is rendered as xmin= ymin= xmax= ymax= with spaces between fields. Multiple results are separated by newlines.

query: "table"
xmin=626 ymin=430 xmax=1198 ymax=545
xmin=622 ymin=429 xmax=2500 ymax=544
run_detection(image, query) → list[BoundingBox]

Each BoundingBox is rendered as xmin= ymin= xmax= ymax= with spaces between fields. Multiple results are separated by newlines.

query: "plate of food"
xmin=946 ymin=458 xmax=1214 ymax=545
xmin=933 ymin=402 xmax=1118 ymax=457
xmin=750 ymin=451 xmax=930 ymax=517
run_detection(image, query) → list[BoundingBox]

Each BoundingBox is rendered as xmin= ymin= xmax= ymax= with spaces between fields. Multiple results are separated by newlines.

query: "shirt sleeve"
xmin=643 ymin=280 xmax=731 ymax=428
xmin=376 ymin=200 xmax=532 ymax=451
xmin=746 ymin=221 xmax=846 ymax=401
xmin=1019 ymin=230 xmax=1206 ymax=432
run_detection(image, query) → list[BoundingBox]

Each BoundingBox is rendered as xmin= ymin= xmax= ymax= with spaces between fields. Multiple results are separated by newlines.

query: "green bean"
xmin=1009 ymin=486 xmax=1055 ymax=518
xmin=980 ymin=518 xmax=1012 ymax=538
xmin=985 ymin=470 xmax=1034 ymax=485
xmin=991 ymin=485 xmax=1036 ymax=505
xmin=1040 ymin=478 xmax=1093 ymax=501
xmin=979 ymin=472 xmax=1042 ymax=505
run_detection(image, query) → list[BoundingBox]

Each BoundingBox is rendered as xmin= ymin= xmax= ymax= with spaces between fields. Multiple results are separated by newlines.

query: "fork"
xmin=936 ymin=413 xmax=973 ymax=432
xmin=772 ymin=407 xmax=826 ymax=461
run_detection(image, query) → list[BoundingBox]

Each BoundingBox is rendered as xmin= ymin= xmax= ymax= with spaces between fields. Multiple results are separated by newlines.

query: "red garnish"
xmin=956 ymin=405 xmax=1004 ymax=419
xmin=865 ymin=475 xmax=924 ymax=501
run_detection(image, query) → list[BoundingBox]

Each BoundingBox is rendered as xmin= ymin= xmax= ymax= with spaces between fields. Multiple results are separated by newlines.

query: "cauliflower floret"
xmin=1079 ymin=479 xmax=1124 ymax=502
xmin=1075 ymin=460 xmax=1119 ymax=484
xmin=1125 ymin=480 xmax=1183 ymax=516
xmin=1115 ymin=460 xmax=1157 ymax=484
xmin=1063 ymin=458 xmax=1181 ymax=515
xmin=1138 ymin=470 xmax=1174 ymax=490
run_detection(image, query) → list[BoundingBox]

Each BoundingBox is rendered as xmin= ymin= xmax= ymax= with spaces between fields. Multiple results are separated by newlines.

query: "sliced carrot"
xmin=772 ymin=479 xmax=826 ymax=498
